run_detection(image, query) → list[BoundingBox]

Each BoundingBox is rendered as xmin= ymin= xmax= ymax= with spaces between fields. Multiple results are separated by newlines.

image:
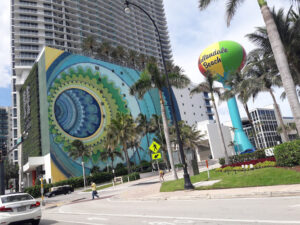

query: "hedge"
xmin=24 ymin=172 xmax=114 ymax=198
xmin=216 ymin=161 xmax=276 ymax=172
xmin=219 ymin=149 xmax=266 ymax=166
xmin=274 ymin=139 xmax=300 ymax=167
xmin=122 ymin=172 xmax=140 ymax=182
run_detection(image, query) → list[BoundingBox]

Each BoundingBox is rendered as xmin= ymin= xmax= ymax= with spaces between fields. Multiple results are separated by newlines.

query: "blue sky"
xmin=0 ymin=0 xmax=296 ymax=121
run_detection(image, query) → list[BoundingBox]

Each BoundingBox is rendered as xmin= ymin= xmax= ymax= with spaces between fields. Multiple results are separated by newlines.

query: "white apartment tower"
xmin=10 ymin=0 xmax=173 ymax=155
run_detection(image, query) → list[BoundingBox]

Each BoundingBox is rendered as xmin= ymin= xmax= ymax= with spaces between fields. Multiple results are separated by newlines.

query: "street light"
xmin=124 ymin=0 xmax=194 ymax=189
xmin=18 ymin=131 xmax=29 ymax=192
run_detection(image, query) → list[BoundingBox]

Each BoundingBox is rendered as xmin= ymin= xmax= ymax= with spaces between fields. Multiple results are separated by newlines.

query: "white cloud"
xmin=164 ymin=0 xmax=296 ymax=122
xmin=0 ymin=0 xmax=11 ymax=88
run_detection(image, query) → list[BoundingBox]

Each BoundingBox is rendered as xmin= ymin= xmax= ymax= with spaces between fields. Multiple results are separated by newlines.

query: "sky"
xmin=0 ymin=0 xmax=295 ymax=122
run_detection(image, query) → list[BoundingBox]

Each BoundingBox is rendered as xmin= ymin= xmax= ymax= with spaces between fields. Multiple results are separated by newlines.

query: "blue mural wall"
xmin=42 ymin=48 xmax=179 ymax=178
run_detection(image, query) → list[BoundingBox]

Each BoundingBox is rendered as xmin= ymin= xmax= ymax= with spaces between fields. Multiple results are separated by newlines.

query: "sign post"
xmin=149 ymin=141 xmax=161 ymax=171
xmin=40 ymin=178 xmax=45 ymax=206
xmin=205 ymin=160 xmax=210 ymax=180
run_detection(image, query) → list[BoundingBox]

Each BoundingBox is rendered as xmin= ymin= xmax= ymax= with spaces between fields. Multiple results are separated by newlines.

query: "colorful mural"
xmin=36 ymin=47 xmax=175 ymax=180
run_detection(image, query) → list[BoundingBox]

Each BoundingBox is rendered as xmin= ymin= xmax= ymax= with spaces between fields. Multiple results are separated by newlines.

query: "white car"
xmin=0 ymin=193 xmax=41 ymax=225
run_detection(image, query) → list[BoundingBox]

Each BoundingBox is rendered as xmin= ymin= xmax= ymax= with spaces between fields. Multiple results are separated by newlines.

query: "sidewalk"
xmin=114 ymin=166 xmax=300 ymax=201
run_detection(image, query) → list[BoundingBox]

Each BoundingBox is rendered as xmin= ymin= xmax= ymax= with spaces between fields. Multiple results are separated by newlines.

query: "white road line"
xmin=290 ymin=204 xmax=300 ymax=207
xmin=51 ymin=210 xmax=300 ymax=224
xmin=87 ymin=217 xmax=108 ymax=221
xmin=52 ymin=219 xmax=105 ymax=225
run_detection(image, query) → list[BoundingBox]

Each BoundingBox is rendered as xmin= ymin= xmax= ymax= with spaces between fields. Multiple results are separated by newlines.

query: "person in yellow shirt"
xmin=159 ymin=170 xmax=164 ymax=182
xmin=91 ymin=182 xmax=99 ymax=199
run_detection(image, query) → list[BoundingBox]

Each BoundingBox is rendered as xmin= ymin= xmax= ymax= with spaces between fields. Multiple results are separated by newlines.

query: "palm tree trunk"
xmin=111 ymin=159 xmax=115 ymax=178
xmin=211 ymin=95 xmax=229 ymax=164
xmin=269 ymin=90 xmax=289 ymax=142
xmin=243 ymin=103 xmax=259 ymax=148
xmin=259 ymin=3 xmax=300 ymax=135
xmin=123 ymin=143 xmax=131 ymax=174
xmin=159 ymin=90 xmax=178 ymax=180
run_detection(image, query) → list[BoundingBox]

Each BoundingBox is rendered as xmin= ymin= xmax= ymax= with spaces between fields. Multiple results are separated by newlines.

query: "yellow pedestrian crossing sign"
xmin=149 ymin=141 xmax=160 ymax=153
xmin=152 ymin=153 xmax=161 ymax=160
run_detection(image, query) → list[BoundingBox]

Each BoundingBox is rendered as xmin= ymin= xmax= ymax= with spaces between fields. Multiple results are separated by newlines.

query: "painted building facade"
xmin=20 ymin=47 xmax=177 ymax=184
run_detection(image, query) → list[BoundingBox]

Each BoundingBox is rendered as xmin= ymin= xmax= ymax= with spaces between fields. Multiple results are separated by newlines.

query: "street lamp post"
xmin=18 ymin=131 xmax=28 ymax=192
xmin=124 ymin=0 xmax=194 ymax=189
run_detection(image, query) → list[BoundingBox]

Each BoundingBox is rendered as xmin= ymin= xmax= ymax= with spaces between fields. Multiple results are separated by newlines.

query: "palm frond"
xmin=226 ymin=0 xmax=244 ymax=26
xmin=198 ymin=0 xmax=215 ymax=10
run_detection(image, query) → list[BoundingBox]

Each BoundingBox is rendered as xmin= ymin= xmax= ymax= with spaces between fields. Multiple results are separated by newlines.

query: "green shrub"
xmin=219 ymin=158 xmax=225 ymax=166
xmin=222 ymin=166 xmax=233 ymax=173
xmin=274 ymin=140 xmax=300 ymax=167
xmin=175 ymin=163 xmax=183 ymax=168
xmin=122 ymin=172 xmax=140 ymax=182
xmin=215 ymin=168 xmax=223 ymax=172
xmin=229 ymin=149 xmax=266 ymax=164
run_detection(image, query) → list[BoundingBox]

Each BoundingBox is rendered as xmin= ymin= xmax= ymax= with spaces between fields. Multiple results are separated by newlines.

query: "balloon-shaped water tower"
xmin=198 ymin=40 xmax=254 ymax=153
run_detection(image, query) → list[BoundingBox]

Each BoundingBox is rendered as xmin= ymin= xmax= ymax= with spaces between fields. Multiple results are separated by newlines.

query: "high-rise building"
xmin=10 ymin=0 xmax=173 ymax=170
xmin=172 ymin=85 xmax=214 ymax=127
xmin=240 ymin=106 xmax=281 ymax=149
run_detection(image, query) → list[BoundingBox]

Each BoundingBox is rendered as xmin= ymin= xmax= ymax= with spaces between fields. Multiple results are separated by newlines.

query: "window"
xmin=14 ymin=150 xmax=18 ymax=161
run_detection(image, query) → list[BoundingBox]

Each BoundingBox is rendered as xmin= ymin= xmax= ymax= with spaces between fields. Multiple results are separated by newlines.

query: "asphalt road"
xmin=38 ymin=190 xmax=300 ymax=225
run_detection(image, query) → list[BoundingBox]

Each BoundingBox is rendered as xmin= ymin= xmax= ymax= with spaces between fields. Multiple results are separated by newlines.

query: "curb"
xmin=119 ymin=191 xmax=300 ymax=201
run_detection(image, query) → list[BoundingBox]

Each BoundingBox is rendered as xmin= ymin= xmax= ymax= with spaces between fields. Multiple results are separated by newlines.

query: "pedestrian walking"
xmin=159 ymin=169 xmax=165 ymax=182
xmin=91 ymin=182 xmax=99 ymax=200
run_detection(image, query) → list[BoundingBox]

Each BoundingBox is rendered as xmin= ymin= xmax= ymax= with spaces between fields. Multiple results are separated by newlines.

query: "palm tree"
xmin=221 ymin=71 xmax=260 ymax=148
xmin=246 ymin=50 xmax=290 ymax=142
xmin=191 ymin=73 xmax=229 ymax=164
xmin=81 ymin=35 xmax=97 ymax=56
xmin=108 ymin=112 xmax=135 ymax=174
xmin=97 ymin=41 xmax=112 ymax=61
xmin=246 ymin=7 xmax=300 ymax=86
xmin=100 ymin=132 xmax=124 ymax=177
xmin=130 ymin=63 xmax=190 ymax=180
xmin=198 ymin=0 xmax=300 ymax=136
xmin=69 ymin=140 xmax=91 ymax=189
xmin=170 ymin=121 xmax=205 ymax=161
xmin=128 ymin=49 xmax=139 ymax=69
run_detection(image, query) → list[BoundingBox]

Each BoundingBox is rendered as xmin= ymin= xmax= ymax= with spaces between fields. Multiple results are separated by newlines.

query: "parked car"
xmin=45 ymin=185 xmax=74 ymax=198
xmin=0 ymin=193 xmax=41 ymax=225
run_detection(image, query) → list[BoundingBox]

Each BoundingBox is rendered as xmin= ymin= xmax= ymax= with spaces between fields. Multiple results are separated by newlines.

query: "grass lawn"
xmin=160 ymin=167 xmax=300 ymax=192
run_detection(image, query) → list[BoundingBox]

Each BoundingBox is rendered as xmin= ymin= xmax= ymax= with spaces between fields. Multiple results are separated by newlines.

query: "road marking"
xmin=52 ymin=219 xmax=105 ymax=225
xmin=290 ymin=204 xmax=300 ymax=208
xmin=52 ymin=210 xmax=300 ymax=224
xmin=87 ymin=217 xmax=108 ymax=221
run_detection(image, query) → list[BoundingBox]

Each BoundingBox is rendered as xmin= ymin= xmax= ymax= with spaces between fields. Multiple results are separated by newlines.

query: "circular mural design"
xmin=54 ymin=88 xmax=102 ymax=138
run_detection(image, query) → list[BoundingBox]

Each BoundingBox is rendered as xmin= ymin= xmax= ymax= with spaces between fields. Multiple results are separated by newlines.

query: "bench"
xmin=112 ymin=176 xmax=123 ymax=186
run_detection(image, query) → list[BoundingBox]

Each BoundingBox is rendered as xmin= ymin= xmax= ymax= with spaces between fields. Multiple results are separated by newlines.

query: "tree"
xmin=81 ymin=35 xmax=97 ymax=56
xmin=221 ymin=71 xmax=260 ymax=148
xmin=246 ymin=7 xmax=300 ymax=86
xmin=97 ymin=41 xmax=112 ymax=61
xmin=190 ymin=73 xmax=230 ymax=164
xmin=130 ymin=63 xmax=190 ymax=180
xmin=4 ymin=160 xmax=18 ymax=189
xmin=69 ymin=140 xmax=91 ymax=189
xmin=198 ymin=0 xmax=300 ymax=138
xmin=108 ymin=112 xmax=135 ymax=174
xmin=246 ymin=50 xmax=290 ymax=142
xmin=100 ymin=131 xmax=124 ymax=176
xmin=170 ymin=121 xmax=205 ymax=160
